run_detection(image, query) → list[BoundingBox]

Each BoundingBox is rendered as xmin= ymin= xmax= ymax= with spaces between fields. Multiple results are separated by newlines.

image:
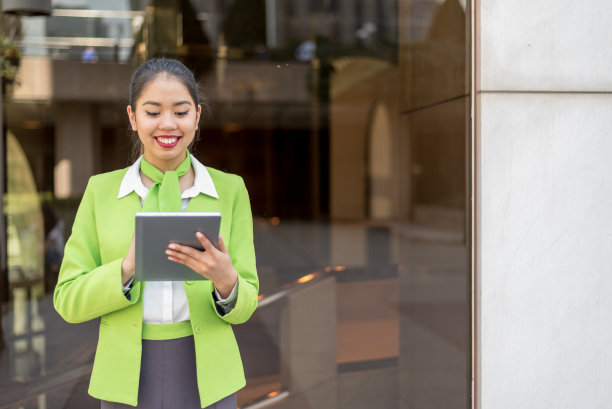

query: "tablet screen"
xmin=134 ymin=212 xmax=221 ymax=281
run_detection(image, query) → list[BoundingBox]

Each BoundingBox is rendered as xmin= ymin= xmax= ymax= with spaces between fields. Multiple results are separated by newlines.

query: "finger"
xmin=196 ymin=231 xmax=216 ymax=253
xmin=167 ymin=242 xmax=206 ymax=261
xmin=166 ymin=250 xmax=195 ymax=267
xmin=166 ymin=252 xmax=211 ymax=280
xmin=166 ymin=247 xmax=211 ymax=275
xmin=218 ymin=235 xmax=228 ymax=254
xmin=166 ymin=252 xmax=188 ymax=265
xmin=165 ymin=246 xmax=190 ymax=263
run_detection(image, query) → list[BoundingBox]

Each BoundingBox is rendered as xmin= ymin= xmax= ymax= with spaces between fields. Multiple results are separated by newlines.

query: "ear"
xmin=127 ymin=105 xmax=137 ymax=131
xmin=196 ymin=104 xmax=202 ymax=129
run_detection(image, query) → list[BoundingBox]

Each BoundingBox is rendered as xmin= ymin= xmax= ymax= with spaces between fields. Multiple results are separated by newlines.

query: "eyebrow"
xmin=142 ymin=100 xmax=192 ymax=107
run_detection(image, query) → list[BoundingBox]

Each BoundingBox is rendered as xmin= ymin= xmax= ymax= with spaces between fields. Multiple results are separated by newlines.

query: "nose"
xmin=159 ymin=112 xmax=177 ymax=130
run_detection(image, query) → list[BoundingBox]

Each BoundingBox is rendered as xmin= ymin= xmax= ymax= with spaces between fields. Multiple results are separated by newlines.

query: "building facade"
xmin=1 ymin=0 xmax=607 ymax=408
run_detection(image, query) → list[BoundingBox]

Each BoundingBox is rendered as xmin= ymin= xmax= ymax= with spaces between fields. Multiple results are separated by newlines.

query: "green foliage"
xmin=0 ymin=14 xmax=22 ymax=83
xmin=1 ymin=35 xmax=21 ymax=82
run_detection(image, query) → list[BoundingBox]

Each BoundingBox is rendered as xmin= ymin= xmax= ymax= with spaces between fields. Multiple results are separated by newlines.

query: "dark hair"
xmin=128 ymin=58 xmax=207 ymax=160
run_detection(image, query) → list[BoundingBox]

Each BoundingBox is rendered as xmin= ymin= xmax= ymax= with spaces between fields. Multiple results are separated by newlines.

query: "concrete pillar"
xmin=265 ymin=0 xmax=278 ymax=48
xmin=273 ymin=0 xmax=288 ymax=47
xmin=278 ymin=276 xmax=337 ymax=408
xmin=476 ymin=0 xmax=612 ymax=407
xmin=368 ymin=103 xmax=393 ymax=219
xmin=361 ymin=0 xmax=377 ymax=25
xmin=54 ymin=103 xmax=96 ymax=198
xmin=292 ymin=0 xmax=308 ymax=38
xmin=382 ymin=0 xmax=398 ymax=39
xmin=0 ymin=78 xmax=6 ymax=309
xmin=339 ymin=0 xmax=357 ymax=44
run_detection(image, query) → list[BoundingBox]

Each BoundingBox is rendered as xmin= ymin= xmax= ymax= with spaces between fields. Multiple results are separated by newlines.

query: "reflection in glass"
xmin=6 ymin=131 xmax=44 ymax=282
xmin=3 ymin=132 xmax=46 ymax=407
xmin=1 ymin=0 xmax=471 ymax=408
xmin=398 ymin=1 xmax=470 ymax=408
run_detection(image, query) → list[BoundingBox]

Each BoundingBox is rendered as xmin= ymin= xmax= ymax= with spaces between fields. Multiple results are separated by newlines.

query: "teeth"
xmin=158 ymin=137 xmax=178 ymax=144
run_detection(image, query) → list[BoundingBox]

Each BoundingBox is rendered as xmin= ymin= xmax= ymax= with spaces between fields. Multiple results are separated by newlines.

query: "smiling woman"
xmin=53 ymin=58 xmax=258 ymax=409
xmin=127 ymin=61 xmax=203 ymax=172
xmin=127 ymin=76 xmax=201 ymax=171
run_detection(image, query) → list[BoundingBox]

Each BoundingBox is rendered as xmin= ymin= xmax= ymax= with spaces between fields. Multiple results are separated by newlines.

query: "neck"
xmin=143 ymin=153 xmax=187 ymax=173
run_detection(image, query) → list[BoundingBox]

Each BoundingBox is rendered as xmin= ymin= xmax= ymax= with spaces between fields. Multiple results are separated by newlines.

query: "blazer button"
xmin=194 ymin=324 xmax=201 ymax=334
xmin=185 ymin=281 xmax=193 ymax=285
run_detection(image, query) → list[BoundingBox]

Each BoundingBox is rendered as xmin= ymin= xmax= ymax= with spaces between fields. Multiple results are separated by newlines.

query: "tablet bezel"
xmin=134 ymin=212 xmax=221 ymax=281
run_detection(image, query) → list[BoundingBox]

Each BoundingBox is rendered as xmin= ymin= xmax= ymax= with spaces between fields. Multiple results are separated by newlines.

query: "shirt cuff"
xmin=122 ymin=277 xmax=134 ymax=295
xmin=213 ymin=280 xmax=238 ymax=315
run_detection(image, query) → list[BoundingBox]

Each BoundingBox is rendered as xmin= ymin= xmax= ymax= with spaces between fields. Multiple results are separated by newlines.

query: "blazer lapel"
xmin=185 ymin=193 xmax=220 ymax=213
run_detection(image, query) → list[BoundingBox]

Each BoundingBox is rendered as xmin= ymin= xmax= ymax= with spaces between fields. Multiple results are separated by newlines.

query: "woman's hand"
xmin=121 ymin=233 xmax=136 ymax=286
xmin=166 ymin=233 xmax=238 ymax=298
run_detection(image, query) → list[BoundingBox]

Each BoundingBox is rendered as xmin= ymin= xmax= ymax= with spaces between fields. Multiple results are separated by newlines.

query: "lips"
xmin=155 ymin=135 xmax=181 ymax=148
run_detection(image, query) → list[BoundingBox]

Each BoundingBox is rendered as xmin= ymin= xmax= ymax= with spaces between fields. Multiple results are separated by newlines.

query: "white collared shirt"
xmin=118 ymin=155 xmax=227 ymax=324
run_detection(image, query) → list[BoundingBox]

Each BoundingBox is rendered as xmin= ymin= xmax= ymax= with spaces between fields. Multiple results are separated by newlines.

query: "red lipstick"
xmin=155 ymin=135 xmax=181 ymax=148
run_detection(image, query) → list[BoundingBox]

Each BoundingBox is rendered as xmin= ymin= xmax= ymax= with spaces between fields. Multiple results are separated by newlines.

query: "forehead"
xmin=137 ymin=75 xmax=193 ymax=104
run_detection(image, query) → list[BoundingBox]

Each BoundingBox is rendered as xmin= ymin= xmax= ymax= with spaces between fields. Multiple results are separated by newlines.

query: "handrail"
xmin=255 ymin=263 xmax=401 ymax=309
xmin=256 ymin=267 xmax=337 ymax=309
xmin=51 ymin=9 xmax=146 ymax=18
xmin=0 ymin=363 xmax=92 ymax=409
xmin=241 ymin=391 xmax=290 ymax=409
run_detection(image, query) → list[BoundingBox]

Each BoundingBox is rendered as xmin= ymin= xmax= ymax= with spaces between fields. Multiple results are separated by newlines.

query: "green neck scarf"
xmin=140 ymin=151 xmax=192 ymax=212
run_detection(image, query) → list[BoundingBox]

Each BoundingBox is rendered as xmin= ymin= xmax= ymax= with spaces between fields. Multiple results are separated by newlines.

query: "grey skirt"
xmin=100 ymin=336 xmax=237 ymax=409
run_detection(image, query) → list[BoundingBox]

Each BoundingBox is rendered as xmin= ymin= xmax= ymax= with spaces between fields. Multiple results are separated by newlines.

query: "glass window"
xmin=0 ymin=1 xmax=471 ymax=407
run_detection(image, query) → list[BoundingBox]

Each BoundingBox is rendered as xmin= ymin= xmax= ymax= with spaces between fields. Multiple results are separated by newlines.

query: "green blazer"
xmin=53 ymin=166 xmax=259 ymax=407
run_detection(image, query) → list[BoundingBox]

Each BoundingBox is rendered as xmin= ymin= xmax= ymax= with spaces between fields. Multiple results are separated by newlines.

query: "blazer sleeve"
xmin=54 ymin=177 xmax=141 ymax=323
xmin=210 ymin=176 xmax=259 ymax=324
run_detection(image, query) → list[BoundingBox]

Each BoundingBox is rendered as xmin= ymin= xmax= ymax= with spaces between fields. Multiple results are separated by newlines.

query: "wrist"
xmin=121 ymin=258 xmax=135 ymax=285
xmin=215 ymin=273 xmax=238 ymax=299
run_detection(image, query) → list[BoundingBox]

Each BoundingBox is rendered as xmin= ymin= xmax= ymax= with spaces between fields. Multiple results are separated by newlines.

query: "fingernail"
xmin=196 ymin=232 xmax=204 ymax=237
xmin=168 ymin=243 xmax=176 ymax=249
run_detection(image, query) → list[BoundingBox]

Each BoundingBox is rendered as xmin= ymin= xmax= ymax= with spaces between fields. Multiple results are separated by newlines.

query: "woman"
xmin=54 ymin=58 xmax=258 ymax=409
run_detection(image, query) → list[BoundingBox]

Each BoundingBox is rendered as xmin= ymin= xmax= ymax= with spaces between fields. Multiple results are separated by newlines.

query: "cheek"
xmin=133 ymin=116 xmax=155 ymax=133
xmin=134 ymin=121 xmax=154 ymax=143
xmin=180 ymin=117 xmax=199 ymax=134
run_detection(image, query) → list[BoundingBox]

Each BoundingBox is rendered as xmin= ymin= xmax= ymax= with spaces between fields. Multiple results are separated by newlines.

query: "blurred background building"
xmin=0 ymin=2 xmax=471 ymax=408
xmin=2 ymin=0 xmax=608 ymax=408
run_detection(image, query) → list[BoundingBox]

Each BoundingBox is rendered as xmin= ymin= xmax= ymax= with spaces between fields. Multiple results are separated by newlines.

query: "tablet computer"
xmin=135 ymin=212 xmax=221 ymax=281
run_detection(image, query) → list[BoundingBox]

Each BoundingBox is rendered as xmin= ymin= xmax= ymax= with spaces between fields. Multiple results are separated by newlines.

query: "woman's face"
xmin=127 ymin=75 xmax=201 ymax=171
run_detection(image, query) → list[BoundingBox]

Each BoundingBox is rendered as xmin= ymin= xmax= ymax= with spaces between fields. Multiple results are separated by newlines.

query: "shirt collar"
xmin=117 ymin=154 xmax=219 ymax=200
xmin=186 ymin=155 xmax=219 ymax=199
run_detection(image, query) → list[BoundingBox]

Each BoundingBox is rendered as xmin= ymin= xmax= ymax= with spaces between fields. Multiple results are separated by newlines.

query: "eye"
xmin=145 ymin=111 xmax=160 ymax=117
xmin=176 ymin=110 xmax=189 ymax=117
